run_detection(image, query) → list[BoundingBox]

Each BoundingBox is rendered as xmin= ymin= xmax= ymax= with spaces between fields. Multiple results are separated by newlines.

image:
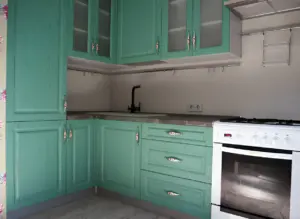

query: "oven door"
xmin=211 ymin=143 xmax=300 ymax=219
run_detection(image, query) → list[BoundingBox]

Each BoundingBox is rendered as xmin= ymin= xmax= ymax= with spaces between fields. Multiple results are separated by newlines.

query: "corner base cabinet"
xmin=95 ymin=120 xmax=141 ymax=199
xmin=6 ymin=121 xmax=66 ymax=211
xmin=67 ymin=120 xmax=94 ymax=194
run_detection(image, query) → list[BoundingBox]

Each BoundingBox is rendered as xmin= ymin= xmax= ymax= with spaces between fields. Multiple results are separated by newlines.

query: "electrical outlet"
xmin=187 ymin=104 xmax=203 ymax=112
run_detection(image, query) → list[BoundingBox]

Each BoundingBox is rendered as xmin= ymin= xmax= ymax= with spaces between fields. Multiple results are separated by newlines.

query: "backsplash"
xmin=67 ymin=70 xmax=111 ymax=111
xmin=110 ymin=29 xmax=300 ymax=120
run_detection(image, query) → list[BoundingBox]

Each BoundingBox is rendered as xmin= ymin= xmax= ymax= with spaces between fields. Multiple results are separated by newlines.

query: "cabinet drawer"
xmin=142 ymin=123 xmax=212 ymax=146
xmin=141 ymin=171 xmax=211 ymax=219
xmin=142 ymin=139 xmax=212 ymax=183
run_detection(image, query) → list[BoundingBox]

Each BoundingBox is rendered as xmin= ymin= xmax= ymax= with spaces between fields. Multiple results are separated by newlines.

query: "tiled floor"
xmin=25 ymin=196 xmax=170 ymax=219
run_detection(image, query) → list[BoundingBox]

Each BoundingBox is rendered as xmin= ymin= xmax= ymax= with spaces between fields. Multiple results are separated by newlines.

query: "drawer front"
xmin=142 ymin=139 xmax=212 ymax=183
xmin=142 ymin=123 xmax=212 ymax=146
xmin=141 ymin=171 xmax=211 ymax=219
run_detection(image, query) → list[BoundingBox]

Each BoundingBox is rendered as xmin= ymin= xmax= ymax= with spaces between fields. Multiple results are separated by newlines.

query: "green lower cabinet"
xmin=96 ymin=120 xmax=141 ymax=199
xmin=141 ymin=171 xmax=211 ymax=219
xmin=66 ymin=120 xmax=94 ymax=194
xmin=142 ymin=139 xmax=212 ymax=183
xmin=6 ymin=121 xmax=66 ymax=211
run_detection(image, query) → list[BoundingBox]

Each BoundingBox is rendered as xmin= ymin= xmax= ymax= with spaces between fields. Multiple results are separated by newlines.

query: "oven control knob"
xmin=284 ymin=135 xmax=290 ymax=144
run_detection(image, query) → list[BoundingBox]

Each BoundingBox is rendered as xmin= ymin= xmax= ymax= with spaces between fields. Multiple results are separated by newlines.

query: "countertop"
xmin=67 ymin=111 xmax=235 ymax=127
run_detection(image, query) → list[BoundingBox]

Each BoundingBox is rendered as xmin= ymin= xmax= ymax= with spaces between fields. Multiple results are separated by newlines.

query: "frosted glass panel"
xmin=200 ymin=0 xmax=223 ymax=48
xmin=168 ymin=0 xmax=187 ymax=52
xmin=98 ymin=0 xmax=111 ymax=57
xmin=73 ymin=0 xmax=89 ymax=52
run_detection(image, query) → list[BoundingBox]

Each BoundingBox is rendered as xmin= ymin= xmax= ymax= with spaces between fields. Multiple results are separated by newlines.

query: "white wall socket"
xmin=188 ymin=104 xmax=203 ymax=112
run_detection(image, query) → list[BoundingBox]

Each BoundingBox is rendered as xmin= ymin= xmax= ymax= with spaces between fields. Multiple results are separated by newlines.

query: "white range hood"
xmin=225 ymin=0 xmax=300 ymax=19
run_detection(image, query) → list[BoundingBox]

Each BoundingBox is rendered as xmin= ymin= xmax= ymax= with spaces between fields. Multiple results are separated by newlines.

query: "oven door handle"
xmin=222 ymin=146 xmax=292 ymax=160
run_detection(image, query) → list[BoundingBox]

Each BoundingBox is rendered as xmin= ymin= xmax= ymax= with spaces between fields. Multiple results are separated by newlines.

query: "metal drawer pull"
xmin=167 ymin=131 xmax=181 ymax=136
xmin=165 ymin=156 xmax=182 ymax=163
xmin=166 ymin=191 xmax=180 ymax=197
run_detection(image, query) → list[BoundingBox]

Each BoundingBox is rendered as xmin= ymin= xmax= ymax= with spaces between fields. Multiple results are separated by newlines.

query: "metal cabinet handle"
xmin=96 ymin=43 xmax=99 ymax=55
xmin=63 ymin=128 xmax=67 ymax=142
xmin=136 ymin=132 xmax=139 ymax=144
xmin=63 ymin=96 xmax=67 ymax=112
xmin=192 ymin=31 xmax=196 ymax=50
xmin=156 ymin=40 xmax=159 ymax=54
xmin=165 ymin=156 xmax=182 ymax=163
xmin=187 ymin=31 xmax=190 ymax=51
xmin=167 ymin=130 xmax=181 ymax=136
xmin=69 ymin=129 xmax=73 ymax=140
xmin=166 ymin=191 xmax=180 ymax=197
xmin=92 ymin=42 xmax=95 ymax=52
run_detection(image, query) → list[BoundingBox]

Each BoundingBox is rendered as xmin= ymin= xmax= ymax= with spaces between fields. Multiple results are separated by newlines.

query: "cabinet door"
xmin=6 ymin=0 xmax=66 ymax=122
xmin=193 ymin=0 xmax=230 ymax=55
xmin=117 ymin=0 xmax=162 ymax=64
xmin=162 ymin=0 xmax=193 ymax=59
xmin=93 ymin=0 xmax=116 ymax=62
xmin=6 ymin=121 xmax=66 ymax=211
xmin=67 ymin=120 xmax=94 ymax=193
xmin=69 ymin=0 xmax=95 ymax=57
xmin=96 ymin=120 xmax=141 ymax=199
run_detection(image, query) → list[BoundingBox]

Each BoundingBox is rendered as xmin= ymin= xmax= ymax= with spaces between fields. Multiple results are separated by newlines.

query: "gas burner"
xmin=220 ymin=117 xmax=300 ymax=126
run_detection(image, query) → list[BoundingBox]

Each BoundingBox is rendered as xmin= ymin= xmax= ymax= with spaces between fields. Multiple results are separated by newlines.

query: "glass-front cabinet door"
xmin=95 ymin=0 xmax=113 ymax=61
xmin=193 ymin=0 xmax=230 ymax=55
xmin=72 ymin=0 xmax=93 ymax=55
xmin=162 ymin=0 xmax=193 ymax=59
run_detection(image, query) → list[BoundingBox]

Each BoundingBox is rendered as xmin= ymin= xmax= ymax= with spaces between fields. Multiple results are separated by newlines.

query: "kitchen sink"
xmin=87 ymin=112 xmax=167 ymax=117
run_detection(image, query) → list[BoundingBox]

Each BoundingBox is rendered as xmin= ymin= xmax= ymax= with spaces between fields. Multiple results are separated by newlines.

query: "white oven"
xmin=211 ymin=121 xmax=300 ymax=219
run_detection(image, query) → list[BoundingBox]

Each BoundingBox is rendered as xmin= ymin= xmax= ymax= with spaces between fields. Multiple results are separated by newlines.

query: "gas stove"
xmin=219 ymin=117 xmax=300 ymax=126
xmin=211 ymin=117 xmax=300 ymax=219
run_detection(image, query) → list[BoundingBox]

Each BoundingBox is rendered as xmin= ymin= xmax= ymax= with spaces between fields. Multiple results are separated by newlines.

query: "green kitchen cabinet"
xmin=66 ymin=120 xmax=94 ymax=194
xmin=142 ymin=139 xmax=212 ymax=183
xmin=68 ymin=0 xmax=116 ymax=62
xmin=6 ymin=121 xmax=66 ymax=211
xmin=117 ymin=0 xmax=162 ymax=64
xmin=96 ymin=120 xmax=141 ymax=199
xmin=193 ymin=0 xmax=231 ymax=55
xmin=141 ymin=171 xmax=211 ymax=218
xmin=161 ymin=0 xmax=194 ymax=59
xmin=6 ymin=0 xmax=67 ymax=122
xmin=68 ymin=0 xmax=95 ymax=58
xmin=161 ymin=0 xmax=238 ymax=60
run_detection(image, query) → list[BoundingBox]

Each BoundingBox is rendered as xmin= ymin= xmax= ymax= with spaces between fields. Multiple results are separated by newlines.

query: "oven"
xmin=211 ymin=142 xmax=300 ymax=219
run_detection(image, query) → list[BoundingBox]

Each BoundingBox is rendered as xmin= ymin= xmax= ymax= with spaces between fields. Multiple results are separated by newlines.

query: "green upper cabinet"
xmin=161 ymin=0 xmax=193 ymax=59
xmin=6 ymin=0 xmax=67 ymax=122
xmin=66 ymin=120 xmax=94 ymax=194
xmin=68 ymin=0 xmax=116 ymax=62
xmin=6 ymin=121 xmax=66 ymax=211
xmin=95 ymin=120 xmax=141 ymax=199
xmin=69 ymin=0 xmax=94 ymax=58
xmin=193 ymin=0 xmax=231 ymax=55
xmin=117 ymin=0 xmax=162 ymax=64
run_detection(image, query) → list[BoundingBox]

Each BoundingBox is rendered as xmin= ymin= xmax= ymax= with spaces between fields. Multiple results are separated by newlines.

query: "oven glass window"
xmin=221 ymin=151 xmax=291 ymax=219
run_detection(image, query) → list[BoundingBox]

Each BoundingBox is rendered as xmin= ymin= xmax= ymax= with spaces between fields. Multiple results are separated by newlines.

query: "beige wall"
xmin=0 ymin=1 xmax=7 ymax=218
xmin=110 ymin=28 xmax=300 ymax=120
xmin=67 ymin=70 xmax=111 ymax=111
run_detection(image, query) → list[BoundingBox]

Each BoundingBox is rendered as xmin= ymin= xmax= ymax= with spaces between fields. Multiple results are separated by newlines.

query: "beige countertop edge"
xmin=67 ymin=112 xmax=235 ymax=127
